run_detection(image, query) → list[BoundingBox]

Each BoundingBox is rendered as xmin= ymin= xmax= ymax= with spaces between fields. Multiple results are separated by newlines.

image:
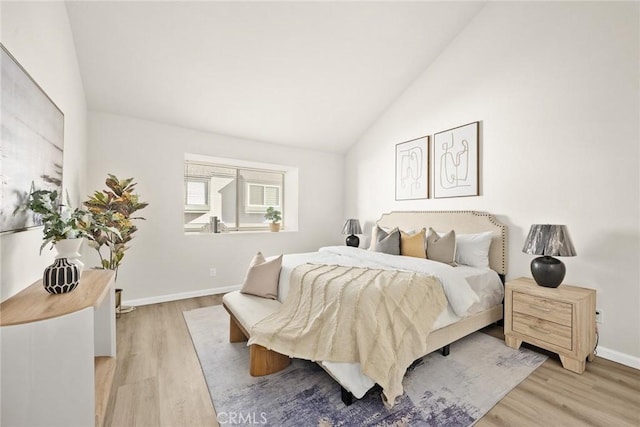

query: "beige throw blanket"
xmin=248 ymin=263 xmax=447 ymax=406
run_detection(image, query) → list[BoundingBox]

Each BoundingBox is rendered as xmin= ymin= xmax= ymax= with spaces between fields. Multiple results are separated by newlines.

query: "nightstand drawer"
xmin=513 ymin=291 xmax=572 ymax=327
xmin=513 ymin=312 xmax=572 ymax=350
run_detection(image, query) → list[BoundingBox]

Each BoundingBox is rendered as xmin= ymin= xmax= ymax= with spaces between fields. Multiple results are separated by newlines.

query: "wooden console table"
xmin=1 ymin=270 xmax=116 ymax=427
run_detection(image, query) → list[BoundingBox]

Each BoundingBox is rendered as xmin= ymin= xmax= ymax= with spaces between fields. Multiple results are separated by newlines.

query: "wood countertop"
xmin=1 ymin=269 xmax=115 ymax=326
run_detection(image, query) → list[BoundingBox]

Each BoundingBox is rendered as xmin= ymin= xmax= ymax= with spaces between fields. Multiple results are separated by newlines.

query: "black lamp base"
xmin=531 ymin=256 xmax=566 ymax=288
xmin=345 ymin=235 xmax=360 ymax=247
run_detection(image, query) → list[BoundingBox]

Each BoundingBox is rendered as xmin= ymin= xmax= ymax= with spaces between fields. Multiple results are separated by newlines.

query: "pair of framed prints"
xmin=395 ymin=121 xmax=479 ymax=200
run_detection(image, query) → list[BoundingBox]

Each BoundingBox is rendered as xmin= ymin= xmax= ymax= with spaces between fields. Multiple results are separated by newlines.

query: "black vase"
xmin=43 ymin=258 xmax=80 ymax=294
xmin=345 ymin=234 xmax=360 ymax=247
xmin=530 ymin=256 xmax=566 ymax=288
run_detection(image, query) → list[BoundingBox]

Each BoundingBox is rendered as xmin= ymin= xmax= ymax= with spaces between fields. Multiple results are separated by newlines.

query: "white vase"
xmin=54 ymin=238 xmax=84 ymax=277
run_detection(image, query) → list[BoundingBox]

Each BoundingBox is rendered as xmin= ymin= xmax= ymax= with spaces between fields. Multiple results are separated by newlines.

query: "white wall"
xmin=87 ymin=112 xmax=344 ymax=301
xmin=1 ymin=2 xmax=88 ymax=300
xmin=345 ymin=2 xmax=639 ymax=363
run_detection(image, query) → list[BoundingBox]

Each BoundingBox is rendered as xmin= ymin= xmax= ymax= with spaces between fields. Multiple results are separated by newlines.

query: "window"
xmin=246 ymin=183 xmax=280 ymax=212
xmin=184 ymin=156 xmax=292 ymax=232
xmin=185 ymin=180 xmax=209 ymax=211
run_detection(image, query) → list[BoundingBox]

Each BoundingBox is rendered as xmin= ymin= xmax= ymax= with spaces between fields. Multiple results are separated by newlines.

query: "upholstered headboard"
xmin=376 ymin=211 xmax=507 ymax=276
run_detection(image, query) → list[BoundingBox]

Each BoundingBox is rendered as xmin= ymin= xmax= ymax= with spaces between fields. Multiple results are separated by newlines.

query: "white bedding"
xmin=279 ymin=246 xmax=484 ymax=316
xmin=274 ymin=246 xmax=504 ymax=398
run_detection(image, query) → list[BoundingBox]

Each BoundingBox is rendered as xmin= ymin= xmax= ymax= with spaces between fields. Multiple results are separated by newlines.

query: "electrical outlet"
xmin=209 ymin=268 xmax=217 ymax=277
xmin=595 ymin=309 xmax=603 ymax=323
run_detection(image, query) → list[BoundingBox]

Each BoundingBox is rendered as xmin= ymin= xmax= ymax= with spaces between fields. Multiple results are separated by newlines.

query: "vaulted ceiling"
xmin=66 ymin=1 xmax=485 ymax=153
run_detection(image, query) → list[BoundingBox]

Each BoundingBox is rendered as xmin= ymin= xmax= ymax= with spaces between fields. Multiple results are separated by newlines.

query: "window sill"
xmin=184 ymin=229 xmax=297 ymax=236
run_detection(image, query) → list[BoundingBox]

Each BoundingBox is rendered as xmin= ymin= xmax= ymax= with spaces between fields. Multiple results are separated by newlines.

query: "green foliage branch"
xmin=264 ymin=206 xmax=282 ymax=224
xmin=16 ymin=185 xmax=93 ymax=253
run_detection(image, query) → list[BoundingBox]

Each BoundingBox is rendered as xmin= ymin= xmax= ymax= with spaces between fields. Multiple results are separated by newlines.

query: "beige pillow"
xmin=426 ymin=228 xmax=457 ymax=266
xmin=400 ymin=228 xmax=427 ymax=259
xmin=240 ymin=252 xmax=283 ymax=299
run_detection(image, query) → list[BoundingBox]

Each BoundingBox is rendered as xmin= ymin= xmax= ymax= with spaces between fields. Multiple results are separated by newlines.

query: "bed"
xmin=224 ymin=210 xmax=507 ymax=406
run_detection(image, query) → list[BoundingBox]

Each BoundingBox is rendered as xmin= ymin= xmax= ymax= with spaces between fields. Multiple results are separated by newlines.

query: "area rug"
xmin=184 ymin=305 xmax=547 ymax=426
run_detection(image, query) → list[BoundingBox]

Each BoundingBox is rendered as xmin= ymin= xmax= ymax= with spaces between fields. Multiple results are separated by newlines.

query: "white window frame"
xmin=184 ymin=178 xmax=210 ymax=212
xmin=245 ymin=182 xmax=281 ymax=213
xmin=184 ymin=153 xmax=297 ymax=233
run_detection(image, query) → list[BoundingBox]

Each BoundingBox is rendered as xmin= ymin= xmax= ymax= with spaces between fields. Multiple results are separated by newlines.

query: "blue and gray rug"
xmin=184 ymin=305 xmax=546 ymax=426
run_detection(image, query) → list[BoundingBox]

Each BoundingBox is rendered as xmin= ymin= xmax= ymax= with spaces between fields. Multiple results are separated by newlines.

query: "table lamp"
xmin=522 ymin=224 xmax=576 ymax=288
xmin=341 ymin=219 xmax=362 ymax=247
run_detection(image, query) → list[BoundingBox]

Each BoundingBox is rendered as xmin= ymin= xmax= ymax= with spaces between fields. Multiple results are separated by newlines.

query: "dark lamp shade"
xmin=522 ymin=224 xmax=576 ymax=257
xmin=341 ymin=219 xmax=362 ymax=235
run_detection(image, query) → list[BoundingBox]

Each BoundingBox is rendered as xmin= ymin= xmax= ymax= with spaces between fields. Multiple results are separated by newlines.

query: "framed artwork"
xmin=395 ymin=136 xmax=429 ymax=200
xmin=433 ymin=122 xmax=479 ymax=198
xmin=0 ymin=44 xmax=64 ymax=233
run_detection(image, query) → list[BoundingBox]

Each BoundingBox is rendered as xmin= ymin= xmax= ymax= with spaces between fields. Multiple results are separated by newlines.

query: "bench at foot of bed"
xmin=250 ymin=343 xmax=291 ymax=376
xmin=223 ymin=291 xmax=291 ymax=377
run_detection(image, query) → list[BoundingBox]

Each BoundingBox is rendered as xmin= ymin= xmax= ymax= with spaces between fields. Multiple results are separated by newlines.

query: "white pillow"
xmin=455 ymin=231 xmax=493 ymax=268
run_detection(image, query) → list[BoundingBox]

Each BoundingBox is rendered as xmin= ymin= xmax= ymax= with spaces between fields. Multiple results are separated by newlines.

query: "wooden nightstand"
xmin=504 ymin=277 xmax=596 ymax=374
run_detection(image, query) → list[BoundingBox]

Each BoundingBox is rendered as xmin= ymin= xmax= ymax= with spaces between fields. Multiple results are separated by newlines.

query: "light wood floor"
xmin=105 ymin=296 xmax=640 ymax=427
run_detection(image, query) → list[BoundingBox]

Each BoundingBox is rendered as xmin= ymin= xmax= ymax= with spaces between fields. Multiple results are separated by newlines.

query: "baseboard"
xmin=123 ymin=284 xmax=241 ymax=307
xmin=596 ymin=345 xmax=640 ymax=370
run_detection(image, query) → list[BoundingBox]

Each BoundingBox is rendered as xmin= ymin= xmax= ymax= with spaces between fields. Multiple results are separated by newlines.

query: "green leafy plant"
xmin=16 ymin=185 xmax=92 ymax=253
xmin=84 ymin=174 xmax=149 ymax=278
xmin=264 ymin=206 xmax=282 ymax=224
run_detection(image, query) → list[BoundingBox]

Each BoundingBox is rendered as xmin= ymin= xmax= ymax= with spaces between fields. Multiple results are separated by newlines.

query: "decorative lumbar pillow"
xmin=373 ymin=226 xmax=400 ymax=255
xmin=426 ymin=228 xmax=457 ymax=266
xmin=400 ymin=228 xmax=427 ymax=259
xmin=240 ymin=252 xmax=283 ymax=299
xmin=456 ymin=231 xmax=494 ymax=268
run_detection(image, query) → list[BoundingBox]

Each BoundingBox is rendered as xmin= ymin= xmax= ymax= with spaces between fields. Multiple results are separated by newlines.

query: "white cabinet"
xmin=1 ymin=270 xmax=116 ymax=427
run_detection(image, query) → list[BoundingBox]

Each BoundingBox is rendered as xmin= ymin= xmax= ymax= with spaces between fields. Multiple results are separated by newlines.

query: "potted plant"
xmin=264 ymin=206 xmax=282 ymax=232
xmin=21 ymin=187 xmax=91 ymax=254
xmin=84 ymin=174 xmax=149 ymax=275
xmin=16 ymin=185 xmax=105 ymax=293
xmin=84 ymin=174 xmax=148 ymax=313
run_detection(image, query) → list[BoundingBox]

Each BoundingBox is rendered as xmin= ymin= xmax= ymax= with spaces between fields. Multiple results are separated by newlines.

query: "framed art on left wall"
xmin=0 ymin=44 xmax=64 ymax=233
xmin=395 ymin=135 xmax=429 ymax=200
